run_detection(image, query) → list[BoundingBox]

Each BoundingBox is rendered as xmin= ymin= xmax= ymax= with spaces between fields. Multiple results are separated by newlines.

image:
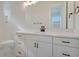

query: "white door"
xmin=67 ymin=1 xmax=75 ymax=31
xmin=26 ymin=39 xmax=37 ymax=57
xmin=37 ymin=42 xmax=52 ymax=57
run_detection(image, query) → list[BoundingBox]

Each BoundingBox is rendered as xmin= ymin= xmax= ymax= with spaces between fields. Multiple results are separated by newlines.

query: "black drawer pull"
xmin=37 ymin=43 xmax=38 ymax=48
xmin=62 ymin=41 xmax=70 ymax=43
xmin=34 ymin=43 xmax=37 ymax=48
xmin=62 ymin=53 xmax=70 ymax=57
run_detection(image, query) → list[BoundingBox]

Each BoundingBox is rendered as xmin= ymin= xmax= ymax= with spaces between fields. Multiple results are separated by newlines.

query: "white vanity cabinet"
xmin=53 ymin=37 xmax=79 ymax=57
xmin=24 ymin=34 xmax=52 ymax=57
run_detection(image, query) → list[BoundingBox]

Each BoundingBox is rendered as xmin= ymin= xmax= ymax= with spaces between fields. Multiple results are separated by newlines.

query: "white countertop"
xmin=16 ymin=31 xmax=79 ymax=38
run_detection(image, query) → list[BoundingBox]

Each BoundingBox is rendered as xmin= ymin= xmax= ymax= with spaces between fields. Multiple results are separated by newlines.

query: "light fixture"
xmin=23 ymin=1 xmax=38 ymax=8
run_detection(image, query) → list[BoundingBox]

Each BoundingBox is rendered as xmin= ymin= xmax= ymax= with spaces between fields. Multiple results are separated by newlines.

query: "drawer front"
xmin=15 ymin=42 xmax=26 ymax=57
xmin=54 ymin=37 xmax=79 ymax=48
xmin=16 ymin=34 xmax=25 ymax=40
xmin=16 ymin=41 xmax=25 ymax=48
xmin=53 ymin=45 xmax=70 ymax=57
xmin=53 ymin=45 xmax=79 ymax=57
xmin=15 ymin=48 xmax=26 ymax=57
xmin=25 ymin=34 xmax=52 ymax=43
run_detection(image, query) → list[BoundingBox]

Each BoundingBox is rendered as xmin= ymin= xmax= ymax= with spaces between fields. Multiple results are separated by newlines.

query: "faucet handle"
xmin=40 ymin=26 xmax=46 ymax=32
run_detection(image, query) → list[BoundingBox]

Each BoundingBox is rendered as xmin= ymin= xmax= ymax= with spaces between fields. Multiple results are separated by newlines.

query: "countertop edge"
xmin=16 ymin=31 xmax=79 ymax=39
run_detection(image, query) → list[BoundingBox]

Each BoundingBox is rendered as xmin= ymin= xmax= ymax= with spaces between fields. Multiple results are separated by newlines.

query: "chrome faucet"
xmin=40 ymin=26 xmax=46 ymax=32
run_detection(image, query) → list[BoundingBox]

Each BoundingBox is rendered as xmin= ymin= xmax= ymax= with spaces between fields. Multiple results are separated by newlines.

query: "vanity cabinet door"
xmin=26 ymin=39 xmax=52 ymax=57
xmin=37 ymin=42 xmax=52 ymax=57
xmin=25 ymin=39 xmax=37 ymax=57
xmin=25 ymin=34 xmax=52 ymax=57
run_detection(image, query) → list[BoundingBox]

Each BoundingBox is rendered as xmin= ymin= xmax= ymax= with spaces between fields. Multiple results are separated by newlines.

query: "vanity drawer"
xmin=15 ymin=42 xmax=26 ymax=57
xmin=25 ymin=34 xmax=52 ymax=43
xmin=16 ymin=41 xmax=25 ymax=48
xmin=16 ymin=34 xmax=25 ymax=40
xmin=53 ymin=45 xmax=79 ymax=57
xmin=53 ymin=37 xmax=79 ymax=48
xmin=15 ymin=48 xmax=26 ymax=57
